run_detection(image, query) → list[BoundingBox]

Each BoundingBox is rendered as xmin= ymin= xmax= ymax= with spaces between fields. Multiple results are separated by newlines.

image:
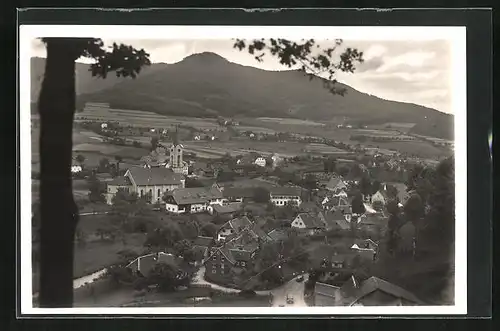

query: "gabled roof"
xmin=296 ymin=213 xmax=325 ymax=229
xmin=267 ymin=229 xmax=289 ymax=241
xmin=250 ymin=224 xmax=271 ymax=242
xmin=340 ymin=275 xmax=360 ymax=299
xmin=322 ymin=210 xmax=351 ymax=230
xmin=228 ymin=247 xmax=253 ymax=262
xmin=127 ymin=167 xmax=184 ymax=186
xmin=270 ymin=186 xmax=302 ymax=197
xmin=228 ymin=216 xmax=253 ymax=233
xmin=349 ymin=277 xmax=424 ymax=306
xmin=219 ymin=216 xmax=254 ymax=235
xmin=326 ymin=177 xmax=347 ymax=191
xmin=168 ymin=187 xmax=222 ymax=205
xmin=209 ymin=247 xmax=236 ymax=264
xmin=314 ymin=282 xmax=340 ymax=298
xmin=212 ymin=203 xmax=242 ymax=214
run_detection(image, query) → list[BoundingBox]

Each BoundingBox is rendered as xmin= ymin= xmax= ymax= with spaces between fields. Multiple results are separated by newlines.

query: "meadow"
xmin=76 ymin=107 xmax=219 ymax=130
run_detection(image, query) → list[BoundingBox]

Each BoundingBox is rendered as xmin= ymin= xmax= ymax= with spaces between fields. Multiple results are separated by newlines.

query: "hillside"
xmin=30 ymin=57 xmax=168 ymax=103
xmin=31 ymin=53 xmax=454 ymax=139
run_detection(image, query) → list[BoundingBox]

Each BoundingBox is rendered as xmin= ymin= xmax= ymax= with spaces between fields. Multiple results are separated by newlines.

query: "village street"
xmin=192 ymin=266 xmax=308 ymax=306
xmin=270 ymin=274 xmax=308 ymax=307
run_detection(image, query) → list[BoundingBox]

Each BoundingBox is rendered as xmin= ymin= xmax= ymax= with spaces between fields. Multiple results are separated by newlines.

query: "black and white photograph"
xmin=20 ymin=23 xmax=467 ymax=315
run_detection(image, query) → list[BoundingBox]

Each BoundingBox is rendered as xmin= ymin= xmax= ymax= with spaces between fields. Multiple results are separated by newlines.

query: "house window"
xmin=157 ymin=189 xmax=161 ymax=198
xmin=221 ymin=257 xmax=225 ymax=262
xmin=140 ymin=189 xmax=144 ymax=197
xmin=221 ymin=264 xmax=225 ymax=269
xmin=212 ymin=255 xmax=217 ymax=260
xmin=241 ymin=262 xmax=246 ymax=267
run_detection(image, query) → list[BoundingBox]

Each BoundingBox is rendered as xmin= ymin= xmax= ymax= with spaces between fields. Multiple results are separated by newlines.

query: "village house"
xmin=254 ymin=157 xmax=267 ymax=167
xmin=350 ymin=239 xmax=379 ymax=262
xmin=318 ymin=209 xmax=352 ymax=231
xmin=216 ymin=216 xmax=254 ymax=242
xmin=355 ymin=213 xmax=389 ymax=238
xmin=314 ymin=274 xmax=424 ymax=306
xmin=291 ymin=213 xmax=326 ymax=235
xmin=204 ymin=231 xmax=260 ymax=281
xmin=325 ymin=176 xmax=348 ymax=197
xmin=371 ymin=184 xmax=394 ymax=206
xmin=222 ymin=187 xmax=256 ymax=203
xmin=270 ymin=186 xmax=302 ymax=207
xmin=164 ymin=185 xmax=223 ymax=214
xmin=105 ymin=167 xmax=185 ymax=205
xmin=71 ymin=165 xmax=82 ymax=174
xmin=210 ymin=202 xmax=243 ymax=218
xmin=321 ymin=195 xmax=351 ymax=212
xmin=342 ymin=276 xmax=424 ymax=306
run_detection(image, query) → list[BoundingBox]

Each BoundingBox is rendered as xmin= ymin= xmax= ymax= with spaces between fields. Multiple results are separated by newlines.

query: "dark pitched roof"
xmin=169 ymin=187 xmax=222 ymax=205
xmin=127 ymin=167 xmax=183 ymax=186
xmin=326 ymin=177 xmax=347 ymax=191
xmin=250 ymin=224 xmax=271 ymax=241
xmin=228 ymin=247 xmax=253 ymax=262
xmin=350 ymin=277 xmax=424 ymax=305
xmin=228 ymin=216 xmax=253 ymax=233
xmin=296 ymin=213 xmax=325 ymax=229
xmin=314 ymin=282 xmax=340 ymax=298
xmin=270 ymin=186 xmax=302 ymax=197
xmin=322 ymin=210 xmax=351 ymax=230
xmin=107 ymin=176 xmax=132 ymax=186
xmin=267 ymin=229 xmax=289 ymax=241
xmin=212 ymin=203 xmax=243 ymax=214
xmin=222 ymin=187 xmax=256 ymax=199
xmin=219 ymin=247 xmax=236 ymax=264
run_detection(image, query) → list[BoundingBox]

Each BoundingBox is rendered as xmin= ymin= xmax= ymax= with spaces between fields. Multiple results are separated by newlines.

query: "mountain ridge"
xmin=30 ymin=53 xmax=453 ymax=139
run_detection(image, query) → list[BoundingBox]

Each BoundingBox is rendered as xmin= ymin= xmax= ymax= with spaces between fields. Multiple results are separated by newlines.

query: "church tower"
xmin=167 ymin=125 xmax=189 ymax=175
xmin=170 ymin=126 xmax=183 ymax=167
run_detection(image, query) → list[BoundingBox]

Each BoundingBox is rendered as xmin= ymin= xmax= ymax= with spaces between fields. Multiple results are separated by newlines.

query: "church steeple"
xmin=172 ymin=125 xmax=180 ymax=147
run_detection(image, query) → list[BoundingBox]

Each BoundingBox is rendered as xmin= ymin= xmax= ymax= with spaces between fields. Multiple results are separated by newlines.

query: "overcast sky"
xmin=31 ymin=38 xmax=452 ymax=114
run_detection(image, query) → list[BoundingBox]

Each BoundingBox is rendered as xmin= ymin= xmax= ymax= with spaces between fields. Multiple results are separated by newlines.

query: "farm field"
xmin=76 ymin=107 xmax=219 ymax=130
xmin=184 ymin=141 xmax=310 ymax=158
xmin=365 ymin=140 xmax=449 ymax=158
xmin=304 ymin=143 xmax=353 ymax=155
xmin=256 ymin=117 xmax=325 ymax=126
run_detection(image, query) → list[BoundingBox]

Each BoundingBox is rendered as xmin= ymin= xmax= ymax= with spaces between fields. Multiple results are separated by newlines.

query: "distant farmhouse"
xmin=269 ymin=186 xmax=302 ymax=207
xmin=163 ymin=185 xmax=224 ymax=214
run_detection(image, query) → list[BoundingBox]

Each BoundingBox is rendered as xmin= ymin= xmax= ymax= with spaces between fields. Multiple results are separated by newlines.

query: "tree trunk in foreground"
xmin=38 ymin=40 xmax=79 ymax=307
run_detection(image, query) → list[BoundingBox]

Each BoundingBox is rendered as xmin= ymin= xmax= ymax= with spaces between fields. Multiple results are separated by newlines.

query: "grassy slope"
xmin=33 ymin=52 xmax=453 ymax=140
